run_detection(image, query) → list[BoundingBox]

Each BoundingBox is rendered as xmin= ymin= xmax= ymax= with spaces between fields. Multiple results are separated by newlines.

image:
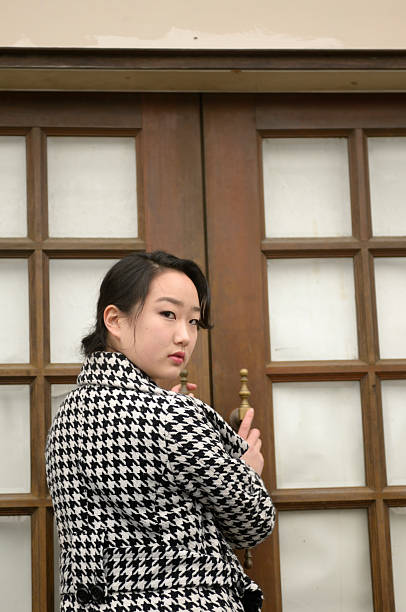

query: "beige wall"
xmin=2 ymin=0 xmax=406 ymax=49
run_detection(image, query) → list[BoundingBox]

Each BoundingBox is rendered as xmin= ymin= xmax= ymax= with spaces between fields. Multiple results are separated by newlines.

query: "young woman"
xmin=46 ymin=251 xmax=276 ymax=612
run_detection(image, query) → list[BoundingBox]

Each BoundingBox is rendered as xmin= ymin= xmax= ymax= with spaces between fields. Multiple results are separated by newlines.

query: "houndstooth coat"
xmin=46 ymin=351 xmax=276 ymax=611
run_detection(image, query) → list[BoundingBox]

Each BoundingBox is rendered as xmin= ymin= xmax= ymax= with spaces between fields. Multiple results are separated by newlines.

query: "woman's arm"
xmin=164 ymin=396 xmax=276 ymax=549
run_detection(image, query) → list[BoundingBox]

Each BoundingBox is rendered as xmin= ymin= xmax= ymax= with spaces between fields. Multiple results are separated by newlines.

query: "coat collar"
xmin=77 ymin=351 xmax=161 ymax=394
xmin=77 ymin=351 xmax=249 ymax=460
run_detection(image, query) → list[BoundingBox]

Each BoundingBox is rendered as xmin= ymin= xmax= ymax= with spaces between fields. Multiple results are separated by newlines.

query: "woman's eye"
xmin=190 ymin=318 xmax=200 ymax=326
xmin=160 ymin=311 xmax=175 ymax=319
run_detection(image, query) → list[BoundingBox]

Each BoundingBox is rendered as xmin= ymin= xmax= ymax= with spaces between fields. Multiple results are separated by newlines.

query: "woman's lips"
xmin=169 ymin=352 xmax=185 ymax=365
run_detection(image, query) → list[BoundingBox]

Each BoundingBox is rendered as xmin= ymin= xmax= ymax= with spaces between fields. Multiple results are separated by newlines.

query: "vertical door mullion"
xmin=203 ymin=93 xmax=281 ymax=612
xmin=141 ymin=93 xmax=210 ymax=403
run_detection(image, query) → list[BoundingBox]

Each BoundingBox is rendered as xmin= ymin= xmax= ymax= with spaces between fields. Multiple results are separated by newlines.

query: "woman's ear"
xmin=103 ymin=305 xmax=122 ymax=341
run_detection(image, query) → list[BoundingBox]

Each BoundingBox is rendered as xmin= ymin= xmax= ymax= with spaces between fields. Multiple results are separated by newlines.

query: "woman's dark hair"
xmin=81 ymin=251 xmax=211 ymax=356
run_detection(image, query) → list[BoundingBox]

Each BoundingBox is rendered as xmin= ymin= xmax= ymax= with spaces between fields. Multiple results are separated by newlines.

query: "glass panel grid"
xmin=382 ymin=380 xmax=406 ymax=485
xmin=279 ymin=509 xmax=374 ymax=612
xmin=368 ymin=137 xmax=406 ymax=236
xmin=47 ymin=136 xmax=138 ymax=238
xmin=0 ymin=385 xmax=30 ymax=493
xmin=390 ymin=507 xmax=406 ymax=611
xmin=0 ymin=135 xmax=27 ymax=238
xmin=273 ymin=381 xmax=365 ymax=488
xmin=49 ymin=258 xmax=119 ymax=363
xmin=374 ymin=258 xmax=406 ymax=359
xmin=0 ymin=515 xmax=32 ymax=612
xmin=267 ymin=258 xmax=358 ymax=361
xmin=0 ymin=259 xmax=30 ymax=363
xmin=262 ymin=137 xmax=352 ymax=238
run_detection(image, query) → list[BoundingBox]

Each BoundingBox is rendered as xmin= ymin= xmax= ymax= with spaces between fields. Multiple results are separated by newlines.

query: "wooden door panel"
xmin=203 ymin=93 xmax=406 ymax=612
xmin=203 ymin=95 xmax=281 ymax=609
xmin=0 ymin=92 xmax=208 ymax=611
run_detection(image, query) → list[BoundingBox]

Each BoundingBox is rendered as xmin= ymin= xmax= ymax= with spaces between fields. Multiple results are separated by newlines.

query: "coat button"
xmin=76 ymin=584 xmax=91 ymax=604
xmin=90 ymin=584 xmax=105 ymax=604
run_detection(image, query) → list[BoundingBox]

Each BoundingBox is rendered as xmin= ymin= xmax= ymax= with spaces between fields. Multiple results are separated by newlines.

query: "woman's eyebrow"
xmin=156 ymin=296 xmax=201 ymax=312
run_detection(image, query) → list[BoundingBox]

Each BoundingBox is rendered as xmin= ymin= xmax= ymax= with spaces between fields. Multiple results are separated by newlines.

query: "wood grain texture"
xmin=141 ymin=93 xmax=210 ymax=404
xmin=0 ymin=92 xmax=142 ymax=128
xmin=2 ymin=48 xmax=406 ymax=71
xmin=203 ymin=94 xmax=279 ymax=611
xmin=256 ymin=93 xmax=406 ymax=130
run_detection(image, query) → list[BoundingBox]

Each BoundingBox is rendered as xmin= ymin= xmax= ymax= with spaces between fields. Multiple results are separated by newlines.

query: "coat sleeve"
xmin=164 ymin=395 xmax=276 ymax=549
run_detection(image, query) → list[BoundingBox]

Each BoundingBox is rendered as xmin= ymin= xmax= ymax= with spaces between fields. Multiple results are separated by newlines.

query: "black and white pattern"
xmin=46 ymin=351 xmax=276 ymax=611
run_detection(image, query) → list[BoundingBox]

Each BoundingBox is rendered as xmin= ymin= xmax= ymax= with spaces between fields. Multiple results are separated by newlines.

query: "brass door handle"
xmin=179 ymin=369 xmax=189 ymax=394
xmin=229 ymin=368 xmax=254 ymax=571
xmin=229 ymin=368 xmax=252 ymax=430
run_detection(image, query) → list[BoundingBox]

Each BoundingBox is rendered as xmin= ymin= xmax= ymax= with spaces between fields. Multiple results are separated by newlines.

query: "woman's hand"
xmin=238 ymin=408 xmax=264 ymax=476
xmin=170 ymin=382 xmax=197 ymax=397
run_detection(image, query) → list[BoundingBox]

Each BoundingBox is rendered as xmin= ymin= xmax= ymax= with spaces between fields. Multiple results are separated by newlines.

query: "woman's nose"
xmin=174 ymin=321 xmax=190 ymax=345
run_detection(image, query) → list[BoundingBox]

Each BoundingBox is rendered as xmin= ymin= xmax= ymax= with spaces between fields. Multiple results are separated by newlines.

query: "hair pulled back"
xmin=81 ymin=251 xmax=211 ymax=357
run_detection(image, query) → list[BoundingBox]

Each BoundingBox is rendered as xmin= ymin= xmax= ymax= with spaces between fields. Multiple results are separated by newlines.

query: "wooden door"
xmin=2 ymin=90 xmax=406 ymax=612
xmin=203 ymin=93 xmax=406 ymax=612
xmin=0 ymin=92 xmax=209 ymax=612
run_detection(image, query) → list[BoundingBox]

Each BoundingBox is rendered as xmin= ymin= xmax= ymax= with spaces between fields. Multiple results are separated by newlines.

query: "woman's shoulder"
xmin=163 ymin=392 xmax=248 ymax=459
xmin=161 ymin=390 xmax=210 ymax=423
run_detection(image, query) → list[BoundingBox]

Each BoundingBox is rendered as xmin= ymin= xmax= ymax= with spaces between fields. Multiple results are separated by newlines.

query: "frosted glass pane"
xmin=0 ymin=385 xmax=30 ymax=493
xmin=0 ymin=515 xmax=31 ymax=612
xmin=0 ymin=136 xmax=27 ymax=237
xmin=273 ymin=381 xmax=365 ymax=488
xmin=54 ymin=517 xmax=61 ymax=612
xmin=51 ymin=384 xmax=76 ymax=421
xmin=374 ymin=258 xmax=406 ymax=358
xmin=49 ymin=258 xmax=119 ymax=363
xmin=369 ymin=137 xmax=406 ymax=236
xmin=382 ymin=380 xmax=406 ymax=485
xmin=390 ymin=507 xmax=406 ymax=611
xmin=47 ymin=137 xmax=138 ymax=238
xmin=0 ymin=259 xmax=29 ymax=363
xmin=263 ymin=138 xmax=352 ymax=238
xmin=268 ymin=258 xmax=358 ymax=361
xmin=279 ymin=510 xmax=373 ymax=612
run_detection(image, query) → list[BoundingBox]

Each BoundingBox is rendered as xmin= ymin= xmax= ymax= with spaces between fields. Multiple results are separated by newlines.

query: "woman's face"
xmin=116 ymin=269 xmax=201 ymax=384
